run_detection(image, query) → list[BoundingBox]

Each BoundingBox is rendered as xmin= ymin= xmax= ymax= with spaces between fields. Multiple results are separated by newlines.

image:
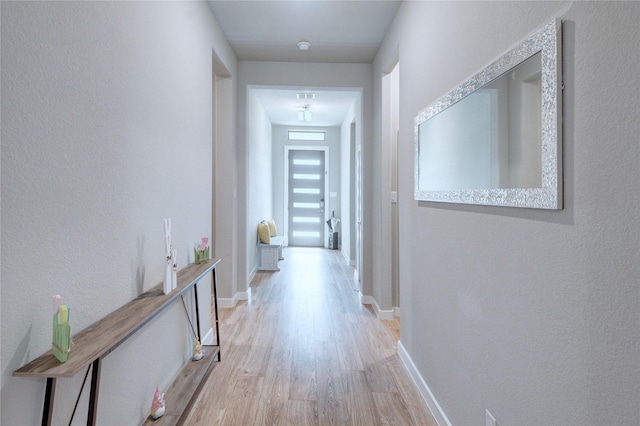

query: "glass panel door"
xmin=288 ymin=150 xmax=325 ymax=247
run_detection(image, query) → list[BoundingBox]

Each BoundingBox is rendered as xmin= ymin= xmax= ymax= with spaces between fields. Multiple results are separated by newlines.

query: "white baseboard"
xmin=249 ymin=265 xmax=257 ymax=284
xmin=218 ymin=287 xmax=251 ymax=308
xmin=201 ymin=327 xmax=214 ymax=345
xmin=397 ymin=341 xmax=451 ymax=426
xmin=394 ymin=307 xmax=400 ymax=317
xmin=360 ymin=293 xmax=395 ymax=320
xmin=340 ymin=248 xmax=356 ymax=267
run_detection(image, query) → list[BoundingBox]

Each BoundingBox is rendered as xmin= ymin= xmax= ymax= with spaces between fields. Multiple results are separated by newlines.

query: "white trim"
xmin=375 ymin=305 xmax=395 ymax=320
xmin=218 ymin=287 xmax=251 ymax=308
xmin=393 ymin=307 xmax=401 ymax=317
xmin=360 ymin=292 xmax=373 ymax=305
xmin=201 ymin=327 xmax=214 ymax=345
xmin=355 ymin=144 xmax=362 ymax=284
xmin=397 ymin=341 xmax=452 ymax=426
xmin=341 ymin=248 xmax=356 ymax=267
xmin=360 ymin=294 xmax=395 ymax=320
xmin=249 ymin=265 xmax=257 ymax=284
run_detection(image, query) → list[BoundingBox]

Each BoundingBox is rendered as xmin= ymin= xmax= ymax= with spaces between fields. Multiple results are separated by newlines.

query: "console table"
xmin=13 ymin=258 xmax=222 ymax=426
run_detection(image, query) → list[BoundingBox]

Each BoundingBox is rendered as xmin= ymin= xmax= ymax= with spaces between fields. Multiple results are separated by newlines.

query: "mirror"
xmin=414 ymin=19 xmax=562 ymax=209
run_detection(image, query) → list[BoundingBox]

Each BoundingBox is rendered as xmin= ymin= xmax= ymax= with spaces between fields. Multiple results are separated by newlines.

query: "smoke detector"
xmin=297 ymin=41 xmax=311 ymax=51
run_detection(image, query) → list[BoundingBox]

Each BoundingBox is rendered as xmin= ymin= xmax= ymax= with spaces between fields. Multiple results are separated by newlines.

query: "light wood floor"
xmin=184 ymin=247 xmax=437 ymax=426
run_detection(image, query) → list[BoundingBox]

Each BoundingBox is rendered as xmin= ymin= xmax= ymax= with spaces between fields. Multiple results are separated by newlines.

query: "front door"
xmin=287 ymin=149 xmax=325 ymax=247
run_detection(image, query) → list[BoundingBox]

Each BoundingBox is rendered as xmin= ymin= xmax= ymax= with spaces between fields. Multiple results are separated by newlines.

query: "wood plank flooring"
xmin=184 ymin=247 xmax=436 ymax=426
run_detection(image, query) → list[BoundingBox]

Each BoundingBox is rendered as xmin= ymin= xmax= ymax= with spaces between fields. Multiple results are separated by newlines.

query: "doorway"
xmin=284 ymin=146 xmax=329 ymax=247
xmin=246 ymin=87 xmax=362 ymax=284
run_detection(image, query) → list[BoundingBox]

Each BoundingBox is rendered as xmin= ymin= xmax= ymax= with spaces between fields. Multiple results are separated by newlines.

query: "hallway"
xmin=185 ymin=247 xmax=436 ymax=425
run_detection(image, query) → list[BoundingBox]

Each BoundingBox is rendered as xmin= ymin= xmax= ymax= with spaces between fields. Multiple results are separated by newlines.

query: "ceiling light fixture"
xmin=297 ymin=40 xmax=311 ymax=51
xmin=296 ymin=93 xmax=315 ymax=100
xmin=298 ymin=105 xmax=312 ymax=122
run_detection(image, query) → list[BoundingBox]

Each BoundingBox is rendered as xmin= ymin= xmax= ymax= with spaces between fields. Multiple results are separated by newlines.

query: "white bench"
xmin=258 ymin=235 xmax=285 ymax=271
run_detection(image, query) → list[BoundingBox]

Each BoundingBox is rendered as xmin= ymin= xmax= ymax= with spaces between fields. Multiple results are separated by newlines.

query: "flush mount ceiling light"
xmin=296 ymin=93 xmax=315 ymax=100
xmin=297 ymin=40 xmax=311 ymax=51
xmin=297 ymin=105 xmax=312 ymax=122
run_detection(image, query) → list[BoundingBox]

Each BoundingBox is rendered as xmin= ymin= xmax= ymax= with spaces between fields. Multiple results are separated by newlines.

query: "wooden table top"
xmin=13 ymin=258 xmax=220 ymax=378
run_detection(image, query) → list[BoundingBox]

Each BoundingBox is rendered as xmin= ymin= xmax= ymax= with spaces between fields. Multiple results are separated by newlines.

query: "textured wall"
xmin=212 ymin=74 xmax=239 ymax=305
xmin=377 ymin=1 xmax=640 ymax=424
xmin=1 ymin=2 xmax=235 ymax=424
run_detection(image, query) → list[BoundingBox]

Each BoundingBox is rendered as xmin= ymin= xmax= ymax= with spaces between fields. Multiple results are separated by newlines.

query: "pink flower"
xmin=197 ymin=237 xmax=209 ymax=251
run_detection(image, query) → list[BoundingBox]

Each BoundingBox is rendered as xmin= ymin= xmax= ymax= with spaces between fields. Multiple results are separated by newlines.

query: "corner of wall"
xmin=218 ymin=287 xmax=251 ymax=308
xmin=360 ymin=294 xmax=395 ymax=320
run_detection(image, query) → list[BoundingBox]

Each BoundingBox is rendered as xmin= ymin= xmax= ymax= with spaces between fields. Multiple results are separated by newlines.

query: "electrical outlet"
xmin=486 ymin=409 xmax=497 ymax=426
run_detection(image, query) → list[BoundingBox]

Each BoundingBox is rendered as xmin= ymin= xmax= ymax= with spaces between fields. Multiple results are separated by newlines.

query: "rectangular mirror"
xmin=414 ymin=19 xmax=562 ymax=209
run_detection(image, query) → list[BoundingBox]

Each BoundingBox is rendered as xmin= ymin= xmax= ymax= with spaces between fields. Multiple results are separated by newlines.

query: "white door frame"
xmin=356 ymin=144 xmax=362 ymax=284
xmin=284 ymin=145 xmax=330 ymax=248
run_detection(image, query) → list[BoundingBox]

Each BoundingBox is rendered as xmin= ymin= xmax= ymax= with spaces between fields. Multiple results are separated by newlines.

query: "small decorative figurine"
xmin=192 ymin=338 xmax=204 ymax=361
xmin=163 ymin=219 xmax=173 ymax=295
xmin=150 ymin=387 xmax=165 ymax=420
xmin=171 ymin=249 xmax=177 ymax=291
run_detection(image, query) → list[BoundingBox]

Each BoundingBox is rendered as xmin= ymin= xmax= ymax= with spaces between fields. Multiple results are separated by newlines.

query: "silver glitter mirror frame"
xmin=414 ymin=19 xmax=562 ymax=209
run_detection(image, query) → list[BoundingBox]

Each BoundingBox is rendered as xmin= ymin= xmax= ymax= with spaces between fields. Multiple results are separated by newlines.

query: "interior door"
xmin=288 ymin=149 xmax=325 ymax=247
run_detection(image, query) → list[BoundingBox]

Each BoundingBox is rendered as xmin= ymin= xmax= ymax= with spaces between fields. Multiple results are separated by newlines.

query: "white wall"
xmin=376 ymin=1 xmax=640 ymax=424
xmin=1 ymin=2 xmax=236 ymax=424
xmin=340 ymin=96 xmax=362 ymax=265
xmin=389 ymin=64 xmax=400 ymax=309
xmin=237 ymin=62 xmax=373 ymax=296
xmin=371 ymin=46 xmax=401 ymax=316
xmin=212 ymin=73 xmax=239 ymax=306
xmin=246 ymin=90 xmax=273 ymax=277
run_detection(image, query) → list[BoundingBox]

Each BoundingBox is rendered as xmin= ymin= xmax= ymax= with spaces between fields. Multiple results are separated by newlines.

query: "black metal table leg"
xmin=42 ymin=377 xmax=56 ymax=426
xmin=212 ymin=268 xmax=221 ymax=361
xmin=193 ymin=283 xmax=202 ymax=340
xmin=87 ymin=358 xmax=102 ymax=426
